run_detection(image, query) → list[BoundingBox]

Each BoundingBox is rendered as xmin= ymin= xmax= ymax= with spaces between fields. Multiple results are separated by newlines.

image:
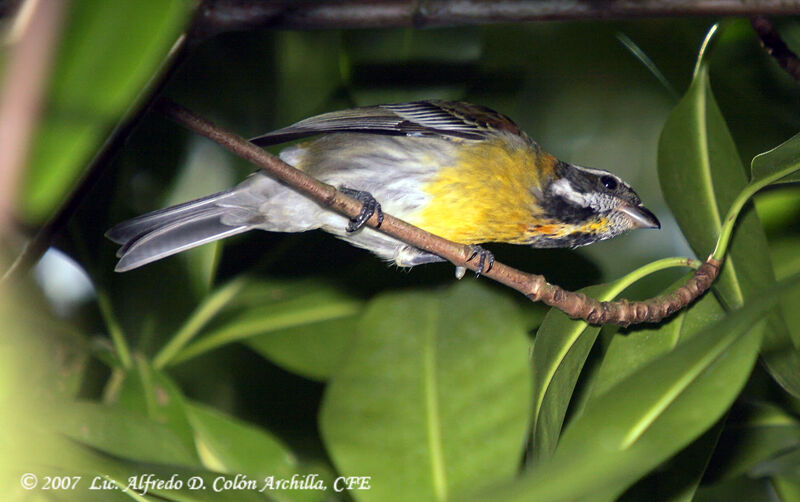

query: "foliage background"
xmin=2 ymin=1 xmax=800 ymax=500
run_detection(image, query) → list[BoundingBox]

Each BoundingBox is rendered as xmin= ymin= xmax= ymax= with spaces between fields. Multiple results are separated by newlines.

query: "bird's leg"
xmin=465 ymin=245 xmax=495 ymax=278
xmin=339 ymin=187 xmax=384 ymax=232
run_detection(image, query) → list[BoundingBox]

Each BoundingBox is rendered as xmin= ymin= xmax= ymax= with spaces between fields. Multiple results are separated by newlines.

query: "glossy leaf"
xmin=657 ymin=62 xmax=800 ymax=397
xmin=586 ymin=275 xmax=725 ymax=403
xmin=320 ymin=281 xmax=531 ymax=502
xmin=750 ymin=130 xmax=800 ymax=185
xmin=20 ymin=0 xmax=194 ymax=222
xmin=488 ymin=274 xmax=800 ymax=502
xmin=529 ymin=283 xmax=614 ymax=464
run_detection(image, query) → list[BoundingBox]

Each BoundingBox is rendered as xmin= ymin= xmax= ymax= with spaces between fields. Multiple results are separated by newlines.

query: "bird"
xmin=107 ymin=100 xmax=660 ymax=276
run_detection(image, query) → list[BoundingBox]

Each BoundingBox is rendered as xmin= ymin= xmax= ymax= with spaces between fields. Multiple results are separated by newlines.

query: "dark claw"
xmin=466 ymin=245 xmax=494 ymax=277
xmin=340 ymin=187 xmax=384 ymax=232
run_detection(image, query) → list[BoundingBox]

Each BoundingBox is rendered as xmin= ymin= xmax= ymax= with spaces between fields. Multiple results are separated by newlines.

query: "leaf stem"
xmin=152 ymin=276 xmax=248 ymax=369
xmin=713 ymin=165 xmax=800 ymax=261
xmin=607 ymin=257 xmax=702 ymax=300
xmin=97 ymin=291 xmax=133 ymax=369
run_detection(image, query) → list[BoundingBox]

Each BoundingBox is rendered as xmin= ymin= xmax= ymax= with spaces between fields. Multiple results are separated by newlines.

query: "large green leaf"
xmin=657 ymin=63 xmax=800 ymax=397
xmin=586 ymin=275 xmax=725 ymax=403
xmin=320 ymin=281 xmax=531 ymax=502
xmin=750 ymin=130 xmax=800 ymax=185
xmin=20 ymin=0 xmax=194 ymax=222
xmin=487 ymin=274 xmax=800 ymax=502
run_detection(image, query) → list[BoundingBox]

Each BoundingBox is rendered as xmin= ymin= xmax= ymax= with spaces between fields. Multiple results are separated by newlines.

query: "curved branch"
xmin=194 ymin=0 xmax=800 ymax=37
xmin=751 ymin=16 xmax=800 ymax=82
xmin=157 ymin=98 xmax=720 ymax=326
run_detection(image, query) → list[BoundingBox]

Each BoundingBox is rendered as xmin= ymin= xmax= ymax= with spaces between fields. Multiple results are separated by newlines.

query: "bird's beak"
xmin=619 ymin=204 xmax=661 ymax=229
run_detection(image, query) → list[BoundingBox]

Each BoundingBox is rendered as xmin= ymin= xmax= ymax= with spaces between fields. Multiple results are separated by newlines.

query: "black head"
xmin=532 ymin=162 xmax=660 ymax=248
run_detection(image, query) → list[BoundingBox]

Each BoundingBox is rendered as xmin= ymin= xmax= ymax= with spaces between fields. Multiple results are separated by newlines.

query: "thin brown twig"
xmin=0 ymin=0 xmax=67 ymax=234
xmin=193 ymin=0 xmax=800 ymax=37
xmin=156 ymin=98 xmax=720 ymax=326
xmin=751 ymin=16 xmax=800 ymax=82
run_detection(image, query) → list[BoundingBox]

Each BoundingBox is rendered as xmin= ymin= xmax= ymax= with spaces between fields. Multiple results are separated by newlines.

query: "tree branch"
xmin=194 ymin=0 xmax=800 ymax=37
xmin=751 ymin=16 xmax=800 ymax=82
xmin=156 ymin=98 xmax=720 ymax=326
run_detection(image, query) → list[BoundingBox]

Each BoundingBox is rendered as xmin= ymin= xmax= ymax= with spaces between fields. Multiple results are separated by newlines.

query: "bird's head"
xmin=530 ymin=161 xmax=660 ymax=248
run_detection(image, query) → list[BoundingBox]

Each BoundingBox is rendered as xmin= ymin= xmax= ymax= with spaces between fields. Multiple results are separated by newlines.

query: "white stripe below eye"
xmin=551 ymin=178 xmax=588 ymax=207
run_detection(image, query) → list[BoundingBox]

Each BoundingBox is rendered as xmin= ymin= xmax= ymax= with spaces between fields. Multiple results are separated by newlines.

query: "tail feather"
xmin=108 ymin=192 xmax=252 ymax=272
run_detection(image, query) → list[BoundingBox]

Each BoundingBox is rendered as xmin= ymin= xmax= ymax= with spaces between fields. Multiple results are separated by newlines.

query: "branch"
xmin=0 ymin=0 xmax=67 ymax=234
xmin=751 ymin=16 xmax=800 ymax=82
xmin=194 ymin=0 xmax=800 ymax=37
xmin=156 ymin=98 xmax=720 ymax=326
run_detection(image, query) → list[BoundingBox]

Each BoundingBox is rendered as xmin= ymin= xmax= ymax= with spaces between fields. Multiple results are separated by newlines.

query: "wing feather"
xmin=249 ymin=100 xmax=521 ymax=146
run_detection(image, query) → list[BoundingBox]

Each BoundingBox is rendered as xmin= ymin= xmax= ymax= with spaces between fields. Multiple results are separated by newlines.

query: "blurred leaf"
xmin=20 ymin=0 xmax=194 ymax=222
xmin=586 ymin=275 xmax=725 ymax=403
xmin=273 ymin=31 xmax=344 ymax=126
xmin=488 ymin=273 xmax=800 ymax=502
xmin=750 ymin=130 xmax=800 ymax=185
xmin=320 ymin=281 xmax=531 ymax=502
xmin=112 ymin=356 xmax=196 ymax=456
xmin=709 ymin=402 xmax=800 ymax=481
xmin=163 ymin=137 xmax=238 ymax=295
xmin=657 ymin=62 xmax=800 ymax=398
xmin=246 ymin=315 xmax=359 ymax=381
xmin=56 ymin=401 xmax=199 ymax=466
xmin=174 ymin=278 xmax=364 ymax=379
xmin=694 ymin=476 xmax=775 ymax=502
xmin=186 ymin=401 xmax=325 ymax=502
xmin=772 ymin=474 xmax=800 ymax=501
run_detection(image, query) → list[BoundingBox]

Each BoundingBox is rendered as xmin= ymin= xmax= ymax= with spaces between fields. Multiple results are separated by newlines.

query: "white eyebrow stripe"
xmin=573 ymin=164 xmax=616 ymax=179
xmin=551 ymin=178 xmax=588 ymax=207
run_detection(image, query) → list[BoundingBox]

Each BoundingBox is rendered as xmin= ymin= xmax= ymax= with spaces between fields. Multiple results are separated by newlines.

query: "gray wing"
xmin=249 ymin=100 xmax=520 ymax=146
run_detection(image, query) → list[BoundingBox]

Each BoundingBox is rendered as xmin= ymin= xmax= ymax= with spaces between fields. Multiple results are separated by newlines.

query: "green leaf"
xmin=186 ymin=402 xmax=326 ymax=502
xmin=657 ymin=62 xmax=800 ymax=398
xmin=750 ymin=130 xmax=800 ymax=185
xmin=19 ymin=0 xmax=194 ymax=222
xmin=487 ymin=273 xmax=800 ymax=502
xmin=586 ymin=275 xmax=725 ymax=403
xmin=56 ymin=401 xmax=199 ymax=466
xmin=112 ymin=356 xmax=197 ymax=456
xmin=619 ymin=423 xmax=723 ymax=502
xmin=528 ymin=283 xmax=612 ymax=464
xmin=171 ymin=278 xmax=364 ymax=379
xmin=320 ymin=281 xmax=531 ymax=502
xmin=709 ymin=402 xmax=800 ymax=481
xmin=694 ymin=476 xmax=775 ymax=502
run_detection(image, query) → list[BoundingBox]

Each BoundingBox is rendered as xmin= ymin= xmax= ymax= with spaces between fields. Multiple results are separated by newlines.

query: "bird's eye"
xmin=601 ymin=175 xmax=618 ymax=190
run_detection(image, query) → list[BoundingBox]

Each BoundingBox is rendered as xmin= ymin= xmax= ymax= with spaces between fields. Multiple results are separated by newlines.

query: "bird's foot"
xmin=465 ymin=245 xmax=494 ymax=278
xmin=340 ymin=187 xmax=384 ymax=232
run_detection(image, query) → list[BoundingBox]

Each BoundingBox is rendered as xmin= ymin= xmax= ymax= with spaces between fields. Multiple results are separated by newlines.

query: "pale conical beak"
xmin=620 ymin=204 xmax=661 ymax=229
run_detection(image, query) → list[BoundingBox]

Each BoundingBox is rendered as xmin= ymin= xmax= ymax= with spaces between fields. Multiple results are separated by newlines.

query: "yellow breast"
xmin=410 ymin=136 xmax=557 ymax=244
